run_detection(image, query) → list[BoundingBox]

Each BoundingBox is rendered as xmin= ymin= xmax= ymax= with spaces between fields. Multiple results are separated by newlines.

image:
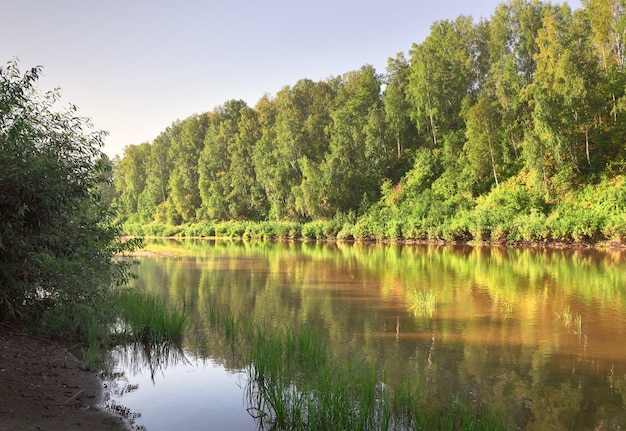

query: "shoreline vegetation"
xmin=0 ymin=62 xmax=184 ymax=430
xmin=122 ymin=217 xmax=626 ymax=250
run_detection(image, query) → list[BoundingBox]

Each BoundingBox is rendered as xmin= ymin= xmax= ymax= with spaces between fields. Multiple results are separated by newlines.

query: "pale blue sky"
xmin=2 ymin=0 xmax=582 ymax=158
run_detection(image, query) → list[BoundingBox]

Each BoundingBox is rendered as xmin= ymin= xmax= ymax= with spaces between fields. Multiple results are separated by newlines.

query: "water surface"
xmin=106 ymin=239 xmax=626 ymax=430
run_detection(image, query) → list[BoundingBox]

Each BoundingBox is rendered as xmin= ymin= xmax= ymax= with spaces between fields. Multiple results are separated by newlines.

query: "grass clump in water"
xmin=208 ymin=306 xmax=510 ymax=431
xmin=407 ymin=289 xmax=437 ymax=317
xmin=114 ymin=288 xmax=186 ymax=345
xmin=30 ymin=288 xmax=186 ymax=370
xmin=556 ymin=304 xmax=573 ymax=326
xmin=555 ymin=304 xmax=582 ymax=335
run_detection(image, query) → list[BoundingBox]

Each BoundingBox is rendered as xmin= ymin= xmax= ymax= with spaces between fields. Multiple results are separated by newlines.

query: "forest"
xmin=112 ymin=0 xmax=626 ymax=244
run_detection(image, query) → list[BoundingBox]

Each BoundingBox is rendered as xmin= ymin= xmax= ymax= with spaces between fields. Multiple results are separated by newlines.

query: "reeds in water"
xmin=555 ymin=304 xmax=583 ymax=335
xmin=556 ymin=304 xmax=573 ymax=325
xmin=407 ymin=289 xmax=437 ymax=317
xmin=115 ymin=289 xmax=186 ymax=344
xmin=205 ymin=304 xmax=510 ymax=430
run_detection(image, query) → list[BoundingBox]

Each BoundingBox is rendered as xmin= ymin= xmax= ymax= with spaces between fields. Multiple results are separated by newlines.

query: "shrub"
xmin=604 ymin=213 xmax=626 ymax=242
xmin=214 ymin=220 xmax=250 ymax=238
xmin=124 ymin=222 xmax=146 ymax=236
xmin=141 ymin=221 xmax=170 ymax=236
xmin=510 ymin=210 xmax=549 ymax=242
xmin=302 ymin=219 xmax=344 ymax=240
xmin=301 ymin=221 xmax=325 ymax=239
xmin=183 ymin=221 xmax=216 ymax=237
xmin=0 ymin=62 xmax=138 ymax=324
xmin=352 ymin=218 xmax=375 ymax=241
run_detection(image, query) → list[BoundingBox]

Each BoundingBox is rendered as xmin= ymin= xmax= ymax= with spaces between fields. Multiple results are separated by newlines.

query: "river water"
xmin=104 ymin=239 xmax=626 ymax=430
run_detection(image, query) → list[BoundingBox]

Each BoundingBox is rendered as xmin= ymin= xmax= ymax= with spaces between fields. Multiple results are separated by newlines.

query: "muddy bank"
xmin=0 ymin=324 xmax=127 ymax=431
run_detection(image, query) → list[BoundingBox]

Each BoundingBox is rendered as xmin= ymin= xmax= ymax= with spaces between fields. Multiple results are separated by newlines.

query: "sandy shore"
xmin=0 ymin=324 xmax=128 ymax=431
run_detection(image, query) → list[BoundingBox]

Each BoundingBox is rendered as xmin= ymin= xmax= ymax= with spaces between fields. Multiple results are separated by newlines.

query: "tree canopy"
xmin=113 ymin=0 xmax=626 ymax=244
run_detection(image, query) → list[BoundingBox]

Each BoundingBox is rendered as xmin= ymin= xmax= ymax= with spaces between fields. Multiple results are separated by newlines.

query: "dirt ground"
xmin=0 ymin=324 xmax=128 ymax=431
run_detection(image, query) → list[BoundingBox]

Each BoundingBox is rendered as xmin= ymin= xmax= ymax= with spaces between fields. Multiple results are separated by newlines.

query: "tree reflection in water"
xmin=109 ymin=239 xmax=626 ymax=430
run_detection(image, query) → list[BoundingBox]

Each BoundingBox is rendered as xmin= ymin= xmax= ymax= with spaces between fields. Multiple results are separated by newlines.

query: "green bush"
xmin=0 ymin=62 xmax=138 ymax=324
xmin=142 ymin=221 xmax=170 ymax=236
xmin=213 ymin=220 xmax=250 ymax=238
xmin=352 ymin=218 xmax=375 ymax=241
xmin=242 ymin=221 xmax=301 ymax=239
xmin=302 ymin=219 xmax=344 ymax=240
xmin=301 ymin=221 xmax=324 ymax=239
xmin=546 ymin=203 xmax=606 ymax=243
xmin=124 ymin=222 xmax=146 ymax=236
xmin=183 ymin=221 xmax=216 ymax=237
xmin=510 ymin=210 xmax=549 ymax=242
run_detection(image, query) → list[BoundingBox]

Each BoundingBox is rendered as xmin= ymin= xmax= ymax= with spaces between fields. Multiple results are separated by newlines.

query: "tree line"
xmin=112 ymin=0 xmax=626 ymax=243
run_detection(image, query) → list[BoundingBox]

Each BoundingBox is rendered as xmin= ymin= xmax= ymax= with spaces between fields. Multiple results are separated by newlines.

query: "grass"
xmin=30 ymin=287 xmax=187 ymax=369
xmin=554 ymin=304 xmax=583 ymax=336
xmin=557 ymin=304 xmax=573 ymax=326
xmin=203 ymin=303 xmax=510 ymax=431
xmin=500 ymin=300 xmax=513 ymax=319
xmin=114 ymin=288 xmax=186 ymax=345
xmin=574 ymin=313 xmax=583 ymax=336
xmin=406 ymin=289 xmax=437 ymax=318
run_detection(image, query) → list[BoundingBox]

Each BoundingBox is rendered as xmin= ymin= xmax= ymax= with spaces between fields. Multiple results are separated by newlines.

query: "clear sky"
xmin=2 ymin=0 xmax=582 ymax=158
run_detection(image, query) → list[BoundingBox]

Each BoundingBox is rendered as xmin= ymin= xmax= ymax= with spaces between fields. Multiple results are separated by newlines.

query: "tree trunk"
xmin=585 ymin=125 xmax=591 ymax=168
xmin=488 ymin=137 xmax=499 ymax=187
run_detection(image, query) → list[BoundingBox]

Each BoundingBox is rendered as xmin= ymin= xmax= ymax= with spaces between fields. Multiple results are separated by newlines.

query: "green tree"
xmin=138 ymin=127 xmax=175 ymax=222
xmin=113 ymin=142 xmax=151 ymax=221
xmin=583 ymin=0 xmax=626 ymax=122
xmin=251 ymin=95 xmax=284 ymax=217
xmin=527 ymin=4 xmax=603 ymax=188
xmin=487 ymin=0 xmax=545 ymax=163
xmin=464 ymin=96 xmax=503 ymax=189
xmin=300 ymin=66 xmax=384 ymax=216
xmin=169 ymin=114 xmax=208 ymax=222
xmin=96 ymin=153 xmax=117 ymax=205
xmin=407 ymin=15 xmax=482 ymax=202
xmin=408 ymin=16 xmax=478 ymax=148
xmin=0 ymin=62 xmax=135 ymax=322
xmin=226 ymin=105 xmax=267 ymax=219
xmin=383 ymin=52 xmax=419 ymax=181
xmin=582 ymin=0 xmax=626 ymax=164
xmin=198 ymin=100 xmax=247 ymax=220
xmin=254 ymin=80 xmax=335 ymax=220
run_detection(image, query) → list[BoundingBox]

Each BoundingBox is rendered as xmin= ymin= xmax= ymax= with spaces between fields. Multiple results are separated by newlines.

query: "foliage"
xmin=301 ymin=213 xmax=355 ymax=240
xmin=0 ymin=61 xmax=139 ymax=325
xmin=113 ymin=0 xmax=626 ymax=245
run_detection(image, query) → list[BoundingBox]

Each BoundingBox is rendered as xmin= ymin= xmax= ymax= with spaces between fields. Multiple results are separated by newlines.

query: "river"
xmin=103 ymin=239 xmax=626 ymax=430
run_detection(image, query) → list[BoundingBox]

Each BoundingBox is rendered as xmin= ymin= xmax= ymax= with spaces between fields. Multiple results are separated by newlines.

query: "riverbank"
xmin=122 ymin=217 xmax=626 ymax=250
xmin=0 ymin=324 xmax=127 ymax=431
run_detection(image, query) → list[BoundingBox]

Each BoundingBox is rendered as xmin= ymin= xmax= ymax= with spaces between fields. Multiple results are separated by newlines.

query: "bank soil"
xmin=0 ymin=324 xmax=127 ymax=431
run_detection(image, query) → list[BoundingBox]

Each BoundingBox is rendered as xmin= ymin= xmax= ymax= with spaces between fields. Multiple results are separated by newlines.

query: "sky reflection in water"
xmin=107 ymin=345 xmax=252 ymax=431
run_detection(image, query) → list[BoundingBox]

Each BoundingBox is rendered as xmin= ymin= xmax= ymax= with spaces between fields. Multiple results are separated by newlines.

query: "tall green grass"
xmin=32 ymin=287 xmax=186 ymax=369
xmin=203 ymin=303 xmax=511 ymax=431
xmin=33 ymin=301 xmax=112 ymax=369
xmin=114 ymin=288 xmax=186 ymax=344
xmin=407 ymin=289 xmax=437 ymax=317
